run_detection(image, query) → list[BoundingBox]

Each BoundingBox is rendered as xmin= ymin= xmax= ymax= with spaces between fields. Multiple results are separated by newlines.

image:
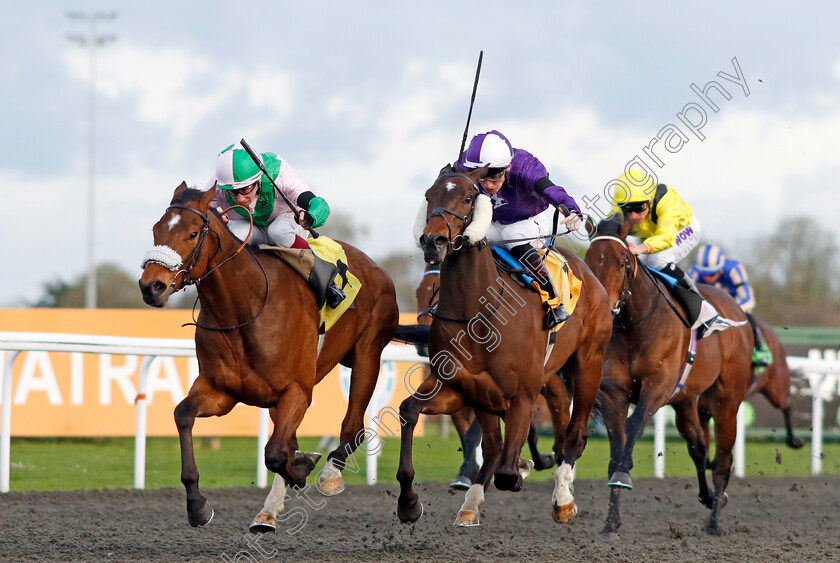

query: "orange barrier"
xmin=0 ymin=309 xmax=427 ymax=437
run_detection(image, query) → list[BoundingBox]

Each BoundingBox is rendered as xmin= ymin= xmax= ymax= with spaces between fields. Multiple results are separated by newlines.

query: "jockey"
xmin=689 ymin=244 xmax=771 ymax=366
xmin=205 ymin=141 xmax=330 ymax=250
xmin=611 ymin=169 xmax=740 ymax=338
xmin=460 ymin=130 xmax=583 ymax=330
xmin=205 ymin=141 xmax=344 ymax=307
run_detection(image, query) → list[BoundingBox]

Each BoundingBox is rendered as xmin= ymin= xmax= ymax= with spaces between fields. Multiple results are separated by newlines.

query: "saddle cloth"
xmin=259 ymin=237 xmax=361 ymax=333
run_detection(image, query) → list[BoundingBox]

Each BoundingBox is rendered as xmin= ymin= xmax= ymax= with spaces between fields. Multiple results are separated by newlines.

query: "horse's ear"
xmin=172 ymin=181 xmax=188 ymax=202
xmin=467 ymin=166 xmax=488 ymax=184
xmin=584 ymin=215 xmax=598 ymax=240
xmin=439 ymin=163 xmax=453 ymax=176
xmin=619 ymin=216 xmax=635 ymax=239
xmin=198 ymin=183 xmax=216 ymax=210
xmin=595 ymin=214 xmax=623 ymax=237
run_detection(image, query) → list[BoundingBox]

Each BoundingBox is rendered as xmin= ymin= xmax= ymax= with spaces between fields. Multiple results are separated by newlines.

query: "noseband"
xmin=425 ymin=172 xmax=482 ymax=251
xmin=591 ymin=235 xmax=638 ymax=316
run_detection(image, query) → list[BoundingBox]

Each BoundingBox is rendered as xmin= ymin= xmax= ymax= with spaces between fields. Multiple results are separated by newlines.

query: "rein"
xmin=165 ymin=203 xmax=271 ymax=332
xmin=590 ymin=235 xmax=690 ymax=329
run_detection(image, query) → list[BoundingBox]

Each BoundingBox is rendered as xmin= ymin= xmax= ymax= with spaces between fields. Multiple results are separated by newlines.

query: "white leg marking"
xmin=552 ymin=462 xmax=575 ymax=506
xmin=458 ymin=483 xmax=485 ymax=515
xmin=260 ymin=473 xmax=287 ymax=517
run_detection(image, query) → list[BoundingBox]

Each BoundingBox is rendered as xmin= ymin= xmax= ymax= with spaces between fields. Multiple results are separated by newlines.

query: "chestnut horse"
xmin=585 ymin=218 xmax=753 ymax=536
xmin=699 ymin=315 xmax=804 ymax=454
xmin=396 ymin=165 xmax=612 ymax=526
xmin=415 ymin=265 xmax=566 ymax=489
xmin=139 ymin=183 xmax=398 ymax=530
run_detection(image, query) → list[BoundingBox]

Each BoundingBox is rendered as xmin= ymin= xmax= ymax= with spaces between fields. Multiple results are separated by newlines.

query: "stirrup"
xmin=326 ymin=285 xmax=346 ymax=308
xmin=543 ymin=304 xmax=569 ymax=330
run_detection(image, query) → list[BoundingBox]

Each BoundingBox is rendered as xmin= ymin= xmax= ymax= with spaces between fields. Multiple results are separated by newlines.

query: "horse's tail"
xmin=592 ymin=375 xmax=623 ymax=429
xmin=393 ymin=324 xmax=431 ymax=346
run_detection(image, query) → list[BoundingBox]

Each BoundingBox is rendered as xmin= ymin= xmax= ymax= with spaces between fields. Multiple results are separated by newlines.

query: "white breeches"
xmin=228 ymin=213 xmax=306 ymax=248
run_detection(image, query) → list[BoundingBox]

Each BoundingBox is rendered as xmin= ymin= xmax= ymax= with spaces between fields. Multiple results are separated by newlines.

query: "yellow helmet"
xmin=613 ymin=169 xmax=656 ymax=206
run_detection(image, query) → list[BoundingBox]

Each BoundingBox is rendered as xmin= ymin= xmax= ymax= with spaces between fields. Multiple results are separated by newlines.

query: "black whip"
xmin=456 ymin=51 xmax=483 ymax=166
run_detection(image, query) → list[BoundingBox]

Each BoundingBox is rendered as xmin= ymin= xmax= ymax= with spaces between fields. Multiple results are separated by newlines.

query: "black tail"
xmin=394 ymin=324 xmax=431 ymax=346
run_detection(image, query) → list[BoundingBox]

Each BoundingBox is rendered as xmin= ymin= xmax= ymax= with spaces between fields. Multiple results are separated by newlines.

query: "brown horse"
xmin=585 ymin=218 xmax=753 ymax=536
xmin=138 ymin=182 xmax=399 ymax=530
xmin=396 ymin=165 xmax=612 ymax=526
xmin=699 ymin=315 xmax=804 ymax=454
xmin=415 ymin=264 xmax=566 ymax=489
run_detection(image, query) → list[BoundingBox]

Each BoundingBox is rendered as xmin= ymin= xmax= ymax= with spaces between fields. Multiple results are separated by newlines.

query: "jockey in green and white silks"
xmin=205 ymin=141 xmax=331 ymax=249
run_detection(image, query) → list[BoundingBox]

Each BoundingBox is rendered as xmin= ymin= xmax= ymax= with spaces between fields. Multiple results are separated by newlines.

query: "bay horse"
xmin=585 ymin=217 xmax=753 ymax=536
xmin=138 ymin=182 xmax=399 ymax=530
xmin=699 ymin=315 xmax=804 ymax=455
xmin=396 ymin=164 xmax=612 ymax=526
xmin=415 ymin=264 xmax=566 ymax=489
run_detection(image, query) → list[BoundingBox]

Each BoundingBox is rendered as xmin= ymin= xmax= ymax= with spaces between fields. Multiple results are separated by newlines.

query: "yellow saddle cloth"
xmin=259 ymin=237 xmax=362 ymax=333
xmin=533 ymin=248 xmax=582 ymax=319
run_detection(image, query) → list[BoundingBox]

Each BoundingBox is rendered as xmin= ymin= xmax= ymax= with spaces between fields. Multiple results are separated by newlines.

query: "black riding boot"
xmin=326 ymin=283 xmax=346 ymax=308
xmin=510 ymin=244 xmax=569 ymax=330
xmin=658 ymin=263 xmax=708 ymax=329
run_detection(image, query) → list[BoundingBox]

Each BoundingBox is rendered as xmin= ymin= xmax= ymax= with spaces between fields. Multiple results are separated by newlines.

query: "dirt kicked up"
xmin=1 ymin=475 xmax=837 ymax=562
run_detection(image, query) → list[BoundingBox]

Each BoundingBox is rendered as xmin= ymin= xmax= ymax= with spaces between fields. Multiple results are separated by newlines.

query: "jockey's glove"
xmin=307 ymin=196 xmax=331 ymax=228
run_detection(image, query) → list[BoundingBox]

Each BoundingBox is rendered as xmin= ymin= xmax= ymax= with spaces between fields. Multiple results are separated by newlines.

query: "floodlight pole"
xmin=66 ymin=11 xmax=117 ymax=309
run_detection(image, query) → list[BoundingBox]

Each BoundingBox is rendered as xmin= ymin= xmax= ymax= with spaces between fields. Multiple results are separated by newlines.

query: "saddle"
xmin=259 ymin=237 xmax=362 ymax=334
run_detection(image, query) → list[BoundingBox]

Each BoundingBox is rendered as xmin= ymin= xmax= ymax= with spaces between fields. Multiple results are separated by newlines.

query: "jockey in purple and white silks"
xmin=459 ymin=130 xmax=584 ymax=330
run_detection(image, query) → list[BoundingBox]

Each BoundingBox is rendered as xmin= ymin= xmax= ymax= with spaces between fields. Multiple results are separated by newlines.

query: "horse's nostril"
xmin=151 ymin=281 xmax=166 ymax=295
xmin=433 ymin=235 xmax=449 ymax=249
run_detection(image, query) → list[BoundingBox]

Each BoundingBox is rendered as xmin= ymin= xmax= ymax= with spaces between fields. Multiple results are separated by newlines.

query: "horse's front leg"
xmin=599 ymin=379 xmax=629 ymax=538
xmin=455 ymin=411 xmax=503 ymax=527
xmin=250 ymin=473 xmax=288 ymax=533
xmin=174 ymin=377 xmax=236 ymax=527
xmin=397 ymin=378 xmax=464 ymax=523
xmin=493 ymin=395 xmax=534 ymax=492
xmin=264 ymin=386 xmax=315 ymax=490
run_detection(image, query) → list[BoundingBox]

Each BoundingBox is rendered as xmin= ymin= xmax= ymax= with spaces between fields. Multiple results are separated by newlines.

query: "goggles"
xmin=619 ymin=201 xmax=649 ymax=214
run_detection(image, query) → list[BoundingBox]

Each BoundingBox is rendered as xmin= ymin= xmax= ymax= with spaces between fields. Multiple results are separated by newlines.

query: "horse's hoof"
xmin=293 ymin=451 xmax=322 ymax=475
xmin=599 ymin=531 xmax=621 ymax=541
xmin=317 ymin=472 xmax=345 ymax=497
xmin=494 ymin=471 xmax=523 ymax=492
xmin=450 ymin=475 xmax=472 ymax=491
xmin=705 ymin=523 xmax=722 ymax=536
xmin=787 ymin=437 xmax=805 ymax=449
xmin=397 ymin=500 xmax=424 ymax=524
xmin=608 ymin=472 xmax=633 ymax=489
xmin=249 ymin=513 xmax=277 ymax=533
xmin=187 ymin=502 xmax=215 ymax=527
xmin=518 ymin=458 xmax=535 ymax=480
xmin=552 ymin=500 xmax=578 ymax=523
xmin=533 ymin=453 xmax=556 ymax=471
xmin=454 ymin=510 xmax=480 ymax=527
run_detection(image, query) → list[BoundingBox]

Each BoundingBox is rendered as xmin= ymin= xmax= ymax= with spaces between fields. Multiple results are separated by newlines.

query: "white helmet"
xmin=461 ymin=130 xmax=514 ymax=169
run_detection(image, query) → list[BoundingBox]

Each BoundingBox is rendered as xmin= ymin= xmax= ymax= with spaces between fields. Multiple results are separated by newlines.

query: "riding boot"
xmin=510 ymin=244 xmax=569 ymax=329
xmin=326 ymin=282 xmax=346 ymax=308
xmin=746 ymin=312 xmax=772 ymax=367
xmin=659 ymin=264 xmax=719 ymax=335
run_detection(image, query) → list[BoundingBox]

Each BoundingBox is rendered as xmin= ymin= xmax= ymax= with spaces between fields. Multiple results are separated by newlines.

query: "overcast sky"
xmin=2 ymin=1 xmax=839 ymax=307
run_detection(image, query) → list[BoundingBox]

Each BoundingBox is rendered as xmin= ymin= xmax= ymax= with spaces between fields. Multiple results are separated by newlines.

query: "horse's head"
xmin=584 ymin=215 xmax=637 ymax=315
xmin=138 ymin=182 xmax=218 ymax=307
xmin=414 ymin=164 xmax=493 ymax=265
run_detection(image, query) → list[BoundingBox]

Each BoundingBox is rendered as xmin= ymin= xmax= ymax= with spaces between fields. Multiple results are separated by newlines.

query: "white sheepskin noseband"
xmin=141 ymin=245 xmax=183 ymax=271
xmin=413 ymin=200 xmax=428 ymax=248
xmin=462 ymin=194 xmax=492 ymax=244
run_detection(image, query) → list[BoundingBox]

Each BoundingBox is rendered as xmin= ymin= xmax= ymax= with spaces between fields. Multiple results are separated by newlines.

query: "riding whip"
xmin=456 ymin=50 xmax=483 ymax=166
xmin=239 ymin=138 xmax=319 ymax=238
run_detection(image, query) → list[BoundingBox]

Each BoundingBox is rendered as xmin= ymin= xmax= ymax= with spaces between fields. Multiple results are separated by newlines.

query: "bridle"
xmin=416 ymin=269 xmax=440 ymax=322
xmin=591 ymin=235 xmax=638 ymax=316
xmin=152 ymin=202 xmax=269 ymax=332
xmin=423 ymin=172 xmax=483 ymax=251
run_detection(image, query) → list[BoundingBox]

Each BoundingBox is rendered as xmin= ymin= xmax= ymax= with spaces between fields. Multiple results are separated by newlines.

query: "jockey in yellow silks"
xmin=611 ymin=169 xmax=742 ymax=338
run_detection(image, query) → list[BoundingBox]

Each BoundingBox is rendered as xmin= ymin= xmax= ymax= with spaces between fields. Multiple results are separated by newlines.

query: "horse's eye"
xmin=465 ymin=196 xmax=472 ymax=204
xmin=189 ymin=232 xmax=198 ymax=240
